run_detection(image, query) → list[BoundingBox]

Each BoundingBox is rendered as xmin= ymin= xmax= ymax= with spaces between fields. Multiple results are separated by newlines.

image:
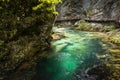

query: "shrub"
xmin=75 ymin=19 xmax=91 ymax=31
xmin=75 ymin=20 xmax=116 ymax=32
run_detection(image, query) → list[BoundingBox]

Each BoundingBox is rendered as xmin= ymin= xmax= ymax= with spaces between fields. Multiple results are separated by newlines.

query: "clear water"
xmin=33 ymin=27 xmax=108 ymax=80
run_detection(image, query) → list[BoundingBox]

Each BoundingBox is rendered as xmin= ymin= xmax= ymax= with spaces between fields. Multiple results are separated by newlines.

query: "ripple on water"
xmin=34 ymin=27 xmax=109 ymax=80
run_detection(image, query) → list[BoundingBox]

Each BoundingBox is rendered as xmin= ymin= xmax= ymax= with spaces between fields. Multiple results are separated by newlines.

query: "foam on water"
xmin=34 ymin=27 xmax=109 ymax=80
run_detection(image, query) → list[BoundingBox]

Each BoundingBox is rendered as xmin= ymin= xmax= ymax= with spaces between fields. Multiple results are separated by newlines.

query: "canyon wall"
xmin=57 ymin=0 xmax=120 ymax=23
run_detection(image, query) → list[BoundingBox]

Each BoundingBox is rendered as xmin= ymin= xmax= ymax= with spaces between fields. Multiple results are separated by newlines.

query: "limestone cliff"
xmin=57 ymin=0 xmax=120 ymax=22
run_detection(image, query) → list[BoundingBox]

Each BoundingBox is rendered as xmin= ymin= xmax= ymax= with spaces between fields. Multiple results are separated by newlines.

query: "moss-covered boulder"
xmin=0 ymin=0 xmax=61 ymax=79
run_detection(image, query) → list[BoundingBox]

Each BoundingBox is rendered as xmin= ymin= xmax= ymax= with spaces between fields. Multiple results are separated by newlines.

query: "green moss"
xmin=110 ymin=36 xmax=120 ymax=44
xmin=0 ymin=40 xmax=4 ymax=45
xmin=109 ymin=49 xmax=120 ymax=53
xmin=107 ymin=30 xmax=120 ymax=45
xmin=75 ymin=20 xmax=116 ymax=32
xmin=102 ymin=25 xmax=116 ymax=32
xmin=75 ymin=19 xmax=91 ymax=31
xmin=0 ymin=0 xmax=60 ymax=78
xmin=0 ymin=6 xmax=2 ymax=9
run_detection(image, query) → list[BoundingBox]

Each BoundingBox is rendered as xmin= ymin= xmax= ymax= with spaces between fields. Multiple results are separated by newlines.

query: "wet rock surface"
xmin=0 ymin=1 xmax=55 ymax=79
xmin=0 ymin=23 xmax=53 ymax=80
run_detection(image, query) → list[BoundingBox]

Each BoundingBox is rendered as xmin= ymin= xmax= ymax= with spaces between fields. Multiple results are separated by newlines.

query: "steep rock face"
xmin=0 ymin=21 xmax=53 ymax=79
xmin=0 ymin=0 xmax=57 ymax=79
xmin=57 ymin=0 xmax=120 ymax=22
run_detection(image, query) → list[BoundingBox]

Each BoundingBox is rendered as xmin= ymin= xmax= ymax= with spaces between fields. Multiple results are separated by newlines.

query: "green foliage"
xmin=0 ymin=0 xmax=61 ymax=22
xmin=0 ymin=0 xmax=61 ymax=60
xmin=75 ymin=19 xmax=90 ymax=31
xmin=33 ymin=0 xmax=61 ymax=12
xmin=101 ymin=25 xmax=116 ymax=32
xmin=0 ymin=0 xmax=61 ymax=76
xmin=0 ymin=6 xmax=2 ymax=9
xmin=0 ymin=0 xmax=61 ymax=41
xmin=107 ymin=30 xmax=120 ymax=44
xmin=32 ymin=0 xmax=61 ymax=15
xmin=109 ymin=36 xmax=120 ymax=44
xmin=86 ymin=9 xmax=93 ymax=17
xmin=75 ymin=20 xmax=116 ymax=32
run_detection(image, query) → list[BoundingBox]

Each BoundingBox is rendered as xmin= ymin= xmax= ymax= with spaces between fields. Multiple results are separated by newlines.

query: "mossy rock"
xmin=109 ymin=49 xmax=120 ymax=54
xmin=0 ymin=0 xmax=61 ymax=79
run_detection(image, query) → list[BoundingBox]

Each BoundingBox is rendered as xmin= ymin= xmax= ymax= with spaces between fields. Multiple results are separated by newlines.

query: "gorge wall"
xmin=56 ymin=0 xmax=120 ymax=23
xmin=0 ymin=0 xmax=59 ymax=79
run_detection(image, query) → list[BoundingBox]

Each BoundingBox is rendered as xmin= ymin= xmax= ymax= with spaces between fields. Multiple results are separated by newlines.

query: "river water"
xmin=33 ymin=27 xmax=109 ymax=80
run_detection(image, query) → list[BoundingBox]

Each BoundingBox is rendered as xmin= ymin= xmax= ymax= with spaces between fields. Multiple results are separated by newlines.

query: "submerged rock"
xmin=52 ymin=33 xmax=65 ymax=40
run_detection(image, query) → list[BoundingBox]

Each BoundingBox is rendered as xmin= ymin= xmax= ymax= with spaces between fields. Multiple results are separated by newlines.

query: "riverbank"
xmin=73 ymin=20 xmax=120 ymax=80
xmin=54 ymin=20 xmax=120 ymax=80
xmin=91 ymin=31 xmax=120 ymax=80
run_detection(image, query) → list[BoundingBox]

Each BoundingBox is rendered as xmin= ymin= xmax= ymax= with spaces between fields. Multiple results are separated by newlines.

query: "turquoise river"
xmin=33 ymin=27 xmax=110 ymax=80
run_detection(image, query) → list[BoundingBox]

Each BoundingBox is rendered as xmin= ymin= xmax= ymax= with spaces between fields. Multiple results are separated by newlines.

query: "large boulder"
xmin=0 ymin=0 xmax=61 ymax=79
